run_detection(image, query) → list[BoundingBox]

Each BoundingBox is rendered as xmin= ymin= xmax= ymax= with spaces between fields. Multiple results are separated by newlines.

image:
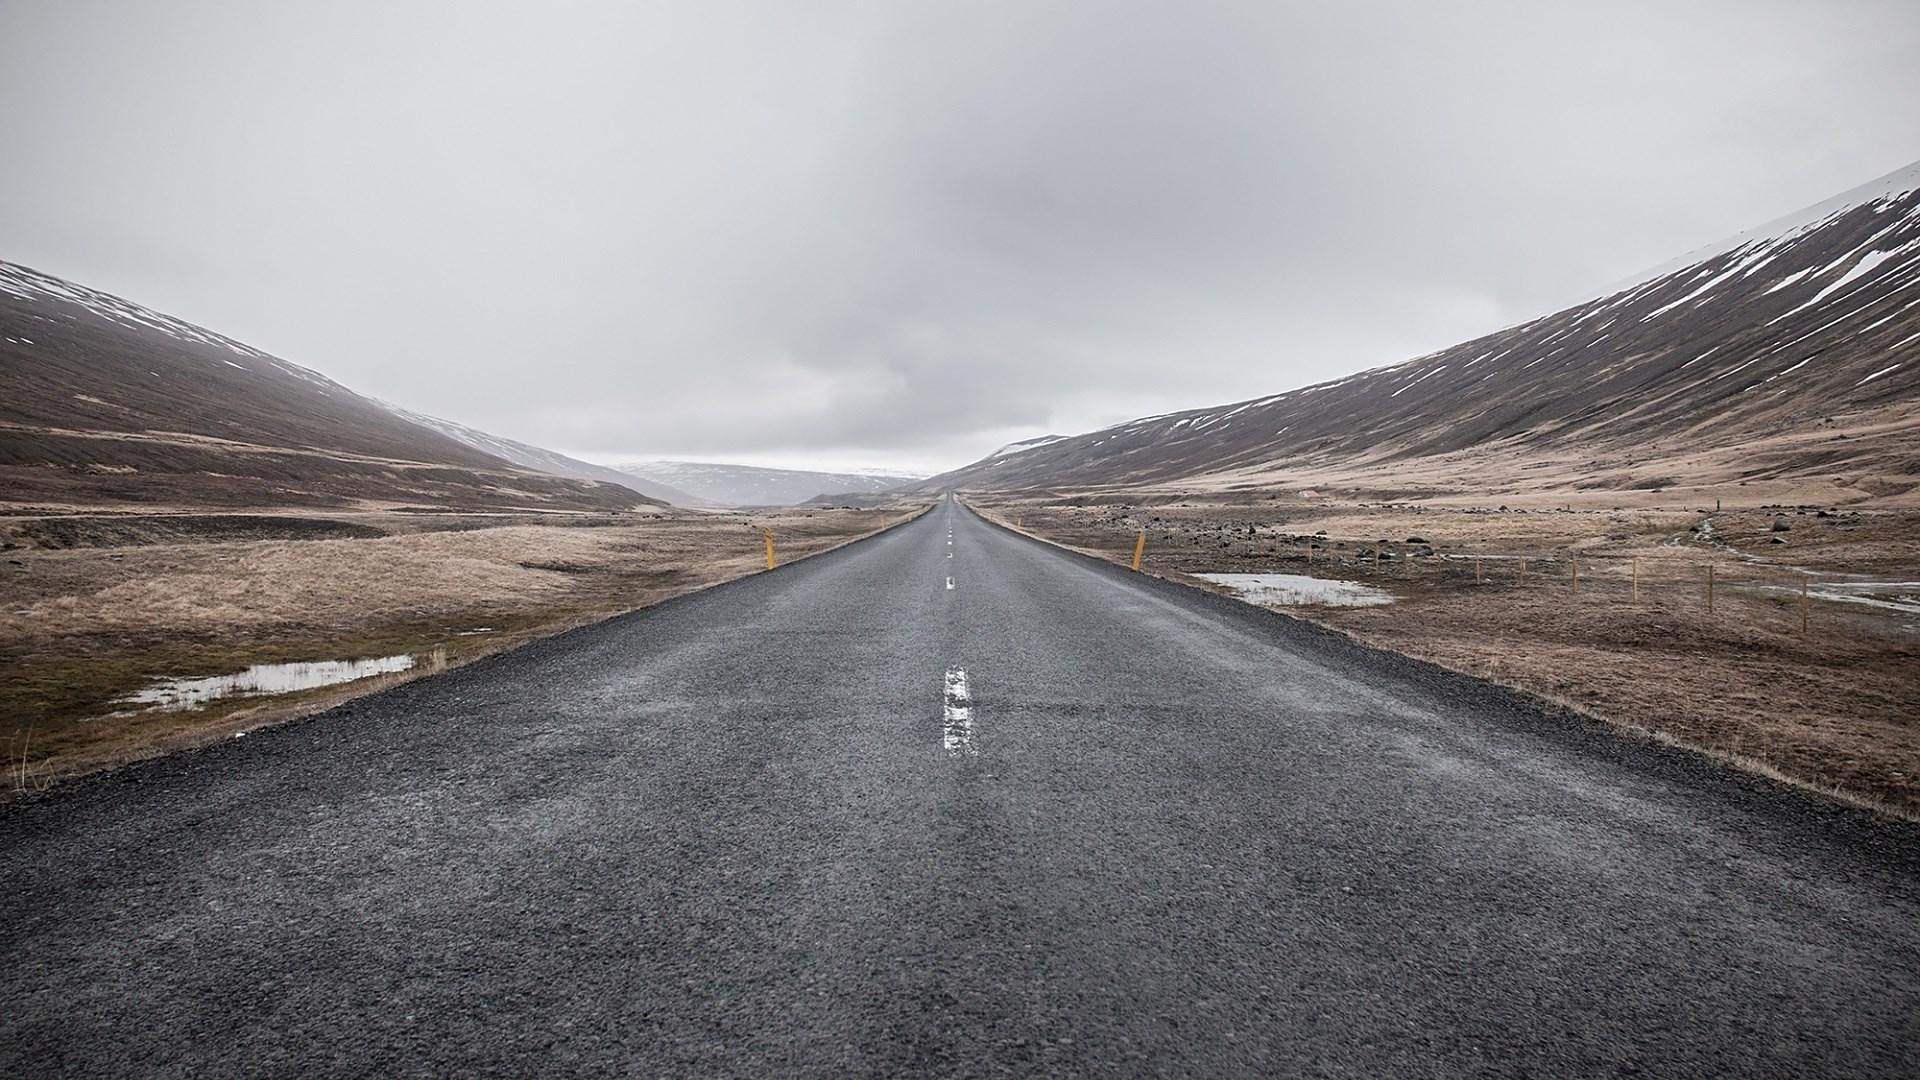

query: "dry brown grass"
xmin=1 ymin=504 xmax=925 ymax=788
xmin=977 ymin=493 xmax=1920 ymax=818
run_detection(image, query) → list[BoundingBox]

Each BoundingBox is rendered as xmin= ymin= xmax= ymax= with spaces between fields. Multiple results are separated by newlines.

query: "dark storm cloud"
xmin=3 ymin=1 xmax=1917 ymax=471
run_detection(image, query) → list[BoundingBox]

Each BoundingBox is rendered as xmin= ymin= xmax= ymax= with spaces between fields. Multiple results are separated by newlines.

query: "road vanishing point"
xmin=4 ymin=497 xmax=1917 ymax=1076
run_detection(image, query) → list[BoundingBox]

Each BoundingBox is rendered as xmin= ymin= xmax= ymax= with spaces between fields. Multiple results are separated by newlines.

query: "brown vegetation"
xmin=976 ymin=492 xmax=1920 ymax=818
xmin=1 ymin=504 xmax=923 ymax=788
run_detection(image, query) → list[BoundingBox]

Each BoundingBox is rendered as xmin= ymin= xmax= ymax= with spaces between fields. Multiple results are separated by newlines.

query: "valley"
xmin=7 ymin=10 xmax=1918 ymax=1073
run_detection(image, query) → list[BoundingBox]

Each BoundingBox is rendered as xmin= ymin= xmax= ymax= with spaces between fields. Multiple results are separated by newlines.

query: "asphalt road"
xmin=5 ymin=497 xmax=1918 ymax=1077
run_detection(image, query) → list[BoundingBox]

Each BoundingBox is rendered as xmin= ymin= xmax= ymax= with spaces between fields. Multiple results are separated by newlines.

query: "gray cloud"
xmin=4 ymin=1 xmax=1917 ymax=472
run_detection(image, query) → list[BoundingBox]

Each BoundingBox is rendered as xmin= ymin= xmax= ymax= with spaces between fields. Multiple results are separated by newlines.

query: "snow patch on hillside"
xmin=0 ymin=260 xmax=335 ymax=385
xmin=989 ymin=434 xmax=1069 ymax=458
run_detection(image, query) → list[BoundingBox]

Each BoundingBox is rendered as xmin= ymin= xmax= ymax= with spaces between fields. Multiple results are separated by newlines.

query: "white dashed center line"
xmin=943 ymin=668 xmax=975 ymax=755
xmin=946 ymin=576 xmax=955 ymax=590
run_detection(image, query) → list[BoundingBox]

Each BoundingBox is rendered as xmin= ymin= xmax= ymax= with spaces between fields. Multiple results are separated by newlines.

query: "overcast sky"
xmin=3 ymin=2 xmax=1917 ymax=473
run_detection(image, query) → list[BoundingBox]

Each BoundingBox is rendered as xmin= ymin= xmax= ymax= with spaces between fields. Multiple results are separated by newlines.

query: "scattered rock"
xmin=1771 ymin=518 xmax=1792 ymax=532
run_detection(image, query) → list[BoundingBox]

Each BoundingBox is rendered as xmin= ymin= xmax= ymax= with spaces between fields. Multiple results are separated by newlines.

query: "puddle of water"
xmin=1197 ymin=572 xmax=1396 ymax=608
xmin=1763 ymin=579 xmax=1920 ymax=617
xmin=117 ymin=655 xmax=417 ymax=712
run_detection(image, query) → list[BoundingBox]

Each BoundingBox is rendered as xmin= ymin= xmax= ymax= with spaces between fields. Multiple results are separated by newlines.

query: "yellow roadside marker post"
xmin=764 ymin=531 xmax=776 ymax=570
xmin=1131 ymin=530 xmax=1146 ymax=571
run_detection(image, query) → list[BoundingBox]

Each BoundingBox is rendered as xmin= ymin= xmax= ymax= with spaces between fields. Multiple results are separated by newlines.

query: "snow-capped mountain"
xmin=615 ymin=460 xmax=923 ymax=507
xmin=920 ymin=159 xmax=1920 ymax=503
xmin=377 ymin=404 xmax=701 ymax=506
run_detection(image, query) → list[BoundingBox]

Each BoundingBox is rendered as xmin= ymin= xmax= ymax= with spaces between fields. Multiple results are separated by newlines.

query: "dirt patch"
xmin=1 ymin=504 xmax=925 ymax=789
xmin=977 ymin=493 xmax=1920 ymax=818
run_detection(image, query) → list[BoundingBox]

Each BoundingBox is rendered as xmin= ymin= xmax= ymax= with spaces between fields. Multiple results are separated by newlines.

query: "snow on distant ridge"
xmin=989 ymin=434 xmax=1068 ymax=458
xmin=377 ymin=400 xmax=689 ymax=504
xmin=614 ymin=459 xmax=922 ymax=507
xmin=1598 ymin=158 xmax=1920 ymax=301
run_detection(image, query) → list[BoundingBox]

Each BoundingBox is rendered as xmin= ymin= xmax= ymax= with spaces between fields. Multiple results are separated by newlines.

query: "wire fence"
xmin=1122 ymin=529 xmax=1917 ymax=638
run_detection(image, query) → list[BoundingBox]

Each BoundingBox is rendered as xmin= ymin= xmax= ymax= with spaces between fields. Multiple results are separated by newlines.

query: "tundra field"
xmin=1 ymin=504 xmax=921 ymax=789
xmin=972 ymin=490 xmax=1920 ymax=818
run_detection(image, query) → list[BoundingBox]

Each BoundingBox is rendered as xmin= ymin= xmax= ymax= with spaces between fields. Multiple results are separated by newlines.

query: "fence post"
xmin=1131 ymin=530 xmax=1146 ymax=571
xmin=764 ymin=531 xmax=776 ymax=570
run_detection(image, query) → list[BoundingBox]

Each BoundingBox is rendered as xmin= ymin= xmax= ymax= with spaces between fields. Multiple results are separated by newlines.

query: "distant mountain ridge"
xmin=377 ymin=404 xmax=702 ymax=506
xmin=920 ymin=159 xmax=1920 ymax=505
xmin=0 ymin=260 xmax=661 ymax=511
xmin=615 ymin=460 xmax=923 ymax=507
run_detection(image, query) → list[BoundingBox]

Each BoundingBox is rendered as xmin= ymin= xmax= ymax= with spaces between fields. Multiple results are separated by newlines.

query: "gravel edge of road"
xmin=963 ymin=500 xmax=1920 ymax=860
xmin=1 ymin=503 xmax=937 ymax=812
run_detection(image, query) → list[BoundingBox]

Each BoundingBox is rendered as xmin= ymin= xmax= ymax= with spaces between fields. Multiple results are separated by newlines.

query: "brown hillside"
xmin=0 ymin=261 xmax=658 ymax=512
xmin=924 ymin=162 xmax=1920 ymax=506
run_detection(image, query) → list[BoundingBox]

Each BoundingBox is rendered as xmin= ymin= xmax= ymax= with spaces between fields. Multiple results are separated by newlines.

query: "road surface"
xmin=4 ymin=497 xmax=1917 ymax=1076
